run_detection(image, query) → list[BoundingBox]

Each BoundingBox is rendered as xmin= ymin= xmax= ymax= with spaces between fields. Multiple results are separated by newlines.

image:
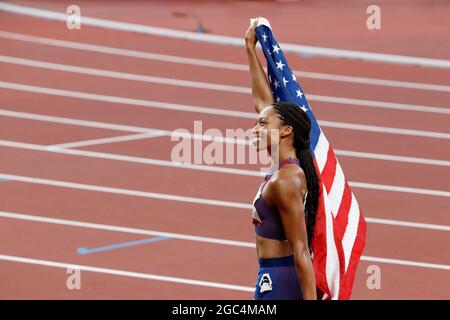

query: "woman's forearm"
xmin=245 ymin=43 xmax=274 ymax=112
xmin=294 ymin=249 xmax=317 ymax=300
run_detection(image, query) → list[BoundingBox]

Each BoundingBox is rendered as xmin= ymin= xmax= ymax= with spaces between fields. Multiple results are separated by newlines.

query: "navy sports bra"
xmin=252 ymin=159 xmax=308 ymax=241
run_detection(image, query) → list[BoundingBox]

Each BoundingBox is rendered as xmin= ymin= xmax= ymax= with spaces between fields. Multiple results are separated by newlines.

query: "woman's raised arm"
xmin=245 ymin=18 xmax=274 ymax=113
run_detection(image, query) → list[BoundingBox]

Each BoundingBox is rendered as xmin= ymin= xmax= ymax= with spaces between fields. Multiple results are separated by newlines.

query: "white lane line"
xmin=0 ymin=139 xmax=263 ymax=177
xmin=319 ymin=120 xmax=450 ymax=140
xmin=0 ymin=139 xmax=447 ymax=186
xmin=0 ymin=55 xmax=249 ymax=93
xmin=1 ymin=3 xmax=450 ymax=69
xmin=0 ymin=170 xmax=448 ymax=211
xmin=1 ymin=30 xmax=449 ymax=93
xmin=0 ymin=211 xmax=449 ymax=271
xmin=0 ymin=211 xmax=256 ymax=248
xmin=349 ymin=181 xmax=450 ymax=198
xmin=308 ymin=94 xmax=450 ymax=115
xmin=361 ymin=256 xmax=450 ymax=271
xmin=1 ymin=81 xmax=450 ymax=140
xmin=1 ymin=55 xmax=450 ymax=116
xmin=297 ymin=71 xmax=450 ymax=93
xmin=48 ymin=131 xmax=166 ymax=149
xmin=365 ymin=217 xmax=450 ymax=232
xmin=0 ymin=108 xmax=164 ymax=132
xmin=1 ymin=109 xmax=449 ymax=167
xmin=0 ymin=80 xmax=256 ymax=118
xmin=0 ymin=108 xmax=249 ymax=146
xmin=333 ymin=150 xmax=450 ymax=167
xmin=0 ymin=254 xmax=255 ymax=292
xmin=0 ymin=173 xmax=254 ymax=209
xmin=1 ymin=211 xmax=448 ymax=245
xmin=3 ymin=139 xmax=450 ymax=195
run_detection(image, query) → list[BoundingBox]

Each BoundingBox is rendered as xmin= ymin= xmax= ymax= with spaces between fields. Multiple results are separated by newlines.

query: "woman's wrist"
xmin=245 ymin=40 xmax=256 ymax=52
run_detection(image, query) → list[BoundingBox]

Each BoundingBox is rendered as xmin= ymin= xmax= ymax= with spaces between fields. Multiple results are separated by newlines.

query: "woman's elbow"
xmin=293 ymin=244 xmax=312 ymax=264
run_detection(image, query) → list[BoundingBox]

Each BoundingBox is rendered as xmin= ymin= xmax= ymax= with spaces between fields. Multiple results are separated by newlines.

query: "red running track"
xmin=0 ymin=1 xmax=449 ymax=299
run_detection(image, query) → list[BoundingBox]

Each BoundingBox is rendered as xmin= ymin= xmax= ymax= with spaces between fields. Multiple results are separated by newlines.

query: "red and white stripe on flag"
xmin=311 ymin=133 xmax=367 ymax=300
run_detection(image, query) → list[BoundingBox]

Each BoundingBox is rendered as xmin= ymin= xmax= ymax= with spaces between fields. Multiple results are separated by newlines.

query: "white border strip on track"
xmin=1 ymin=55 xmax=449 ymax=116
xmin=360 ymin=256 xmax=450 ymax=271
xmin=365 ymin=217 xmax=450 ymax=232
xmin=0 ymin=210 xmax=448 ymax=244
xmin=1 ymin=252 xmax=446 ymax=296
xmin=0 ymin=171 xmax=448 ymax=207
xmin=348 ymin=181 xmax=450 ymax=197
xmin=1 ymin=81 xmax=450 ymax=139
xmin=0 ymin=139 xmax=265 ymax=177
xmin=0 ymin=254 xmax=255 ymax=292
xmin=1 ymin=109 xmax=449 ymax=167
xmin=0 ymin=103 xmax=251 ymax=146
xmin=0 ymin=211 xmax=449 ymax=271
xmin=0 ymin=173 xmax=254 ymax=209
xmin=0 ymin=80 xmax=256 ymax=118
xmin=1 ymin=31 xmax=450 ymax=93
xmin=331 ymin=149 xmax=450 ymax=167
xmin=1 ymin=3 xmax=450 ymax=69
xmin=0 ymin=139 xmax=448 ymax=181
xmin=48 ymin=131 xmax=166 ymax=149
xmin=0 ymin=211 xmax=257 ymax=247
xmin=2 ymin=139 xmax=450 ymax=195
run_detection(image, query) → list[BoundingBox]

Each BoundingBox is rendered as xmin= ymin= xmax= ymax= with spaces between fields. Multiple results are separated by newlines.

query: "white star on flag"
xmin=291 ymin=73 xmax=297 ymax=82
xmin=276 ymin=96 xmax=281 ymax=102
xmin=276 ymin=60 xmax=285 ymax=71
xmin=282 ymin=77 xmax=289 ymax=87
xmin=296 ymin=89 xmax=303 ymax=98
xmin=300 ymin=105 xmax=308 ymax=112
xmin=272 ymin=44 xmax=281 ymax=54
xmin=262 ymin=33 xmax=268 ymax=42
xmin=274 ymin=80 xmax=280 ymax=88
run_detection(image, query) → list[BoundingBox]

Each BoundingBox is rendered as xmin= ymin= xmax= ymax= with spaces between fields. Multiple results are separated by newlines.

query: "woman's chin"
xmin=252 ymin=139 xmax=262 ymax=150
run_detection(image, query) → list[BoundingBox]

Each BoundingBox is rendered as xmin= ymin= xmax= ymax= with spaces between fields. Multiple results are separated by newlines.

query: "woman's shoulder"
xmin=266 ymin=165 xmax=305 ymax=201
xmin=275 ymin=163 xmax=305 ymax=185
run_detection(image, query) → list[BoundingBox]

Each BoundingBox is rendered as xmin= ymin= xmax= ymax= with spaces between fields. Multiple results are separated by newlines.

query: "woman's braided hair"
xmin=273 ymin=102 xmax=319 ymax=250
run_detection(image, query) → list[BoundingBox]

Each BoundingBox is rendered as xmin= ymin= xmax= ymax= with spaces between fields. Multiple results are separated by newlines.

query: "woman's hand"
xmin=245 ymin=18 xmax=259 ymax=48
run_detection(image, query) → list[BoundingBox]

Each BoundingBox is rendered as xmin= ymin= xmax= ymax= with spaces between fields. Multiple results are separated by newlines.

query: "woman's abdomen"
xmin=255 ymin=234 xmax=293 ymax=259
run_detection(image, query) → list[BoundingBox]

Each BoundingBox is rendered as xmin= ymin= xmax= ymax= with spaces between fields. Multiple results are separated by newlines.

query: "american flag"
xmin=254 ymin=19 xmax=367 ymax=300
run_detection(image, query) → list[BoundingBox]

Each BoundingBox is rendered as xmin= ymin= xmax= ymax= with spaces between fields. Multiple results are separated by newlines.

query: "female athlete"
xmin=245 ymin=18 xmax=319 ymax=300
